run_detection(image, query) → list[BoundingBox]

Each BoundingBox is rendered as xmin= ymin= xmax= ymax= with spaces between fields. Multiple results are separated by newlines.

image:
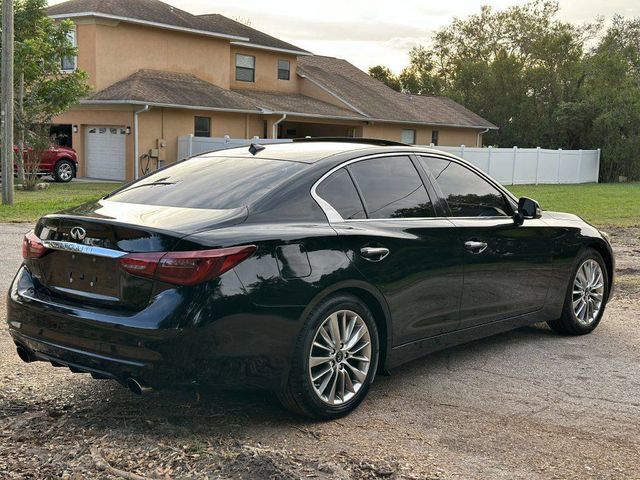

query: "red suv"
xmin=37 ymin=146 xmax=79 ymax=183
xmin=5 ymin=146 xmax=79 ymax=183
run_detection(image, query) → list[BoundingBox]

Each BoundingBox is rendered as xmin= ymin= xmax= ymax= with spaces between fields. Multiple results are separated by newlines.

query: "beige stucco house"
xmin=49 ymin=0 xmax=497 ymax=181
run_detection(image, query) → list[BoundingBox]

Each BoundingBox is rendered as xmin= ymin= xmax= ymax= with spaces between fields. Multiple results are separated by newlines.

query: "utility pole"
xmin=1 ymin=0 xmax=15 ymax=205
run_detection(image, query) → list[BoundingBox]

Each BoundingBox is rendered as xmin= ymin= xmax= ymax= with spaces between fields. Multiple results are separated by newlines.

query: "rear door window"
xmin=347 ymin=156 xmax=434 ymax=219
xmin=107 ymin=157 xmax=305 ymax=210
xmin=316 ymin=169 xmax=366 ymax=220
xmin=419 ymin=156 xmax=511 ymax=217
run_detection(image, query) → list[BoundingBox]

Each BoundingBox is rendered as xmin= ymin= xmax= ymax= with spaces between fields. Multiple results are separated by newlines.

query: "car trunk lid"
xmin=27 ymin=200 xmax=247 ymax=309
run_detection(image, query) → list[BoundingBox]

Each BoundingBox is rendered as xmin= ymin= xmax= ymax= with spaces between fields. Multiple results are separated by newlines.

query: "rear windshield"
xmin=107 ymin=156 xmax=305 ymax=209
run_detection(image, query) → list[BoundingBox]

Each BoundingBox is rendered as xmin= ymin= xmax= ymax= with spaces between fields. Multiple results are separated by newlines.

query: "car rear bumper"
xmin=7 ymin=266 xmax=297 ymax=391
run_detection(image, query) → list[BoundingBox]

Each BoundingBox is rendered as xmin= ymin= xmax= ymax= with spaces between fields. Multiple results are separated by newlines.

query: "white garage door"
xmin=85 ymin=126 xmax=126 ymax=181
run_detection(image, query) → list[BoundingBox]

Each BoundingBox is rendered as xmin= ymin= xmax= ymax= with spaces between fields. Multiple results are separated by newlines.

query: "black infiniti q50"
xmin=7 ymin=139 xmax=614 ymax=419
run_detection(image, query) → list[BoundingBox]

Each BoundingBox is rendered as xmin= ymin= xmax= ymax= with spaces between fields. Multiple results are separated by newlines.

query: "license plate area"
xmin=44 ymin=251 xmax=120 ymax=299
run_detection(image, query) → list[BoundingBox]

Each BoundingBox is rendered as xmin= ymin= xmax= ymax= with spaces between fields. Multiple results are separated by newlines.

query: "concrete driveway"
xmin=0 ymin=223 xmax=638 ymax=479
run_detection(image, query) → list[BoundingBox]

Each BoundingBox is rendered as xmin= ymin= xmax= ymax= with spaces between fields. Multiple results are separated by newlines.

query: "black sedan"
xmin=7 ymin=139 xmax=614 ymax=419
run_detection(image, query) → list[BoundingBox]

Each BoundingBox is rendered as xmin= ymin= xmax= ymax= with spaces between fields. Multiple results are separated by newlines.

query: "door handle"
xmin=360 ymin=247 xmax=390 ymax=262
xmin=464 ymin=241 xmax=488 ymax=254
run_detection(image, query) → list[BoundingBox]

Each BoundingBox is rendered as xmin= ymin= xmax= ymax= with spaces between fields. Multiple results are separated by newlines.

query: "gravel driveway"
xmin=1 ymin=223 xmax=638 ymax=479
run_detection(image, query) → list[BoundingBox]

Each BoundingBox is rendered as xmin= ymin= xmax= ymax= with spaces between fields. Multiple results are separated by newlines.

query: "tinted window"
xmin=316 ymin=169 xmax=366 ymax=220
xmin=348 ymin=156 xmax=434 ymax=219
xmin=420 ymin=157 xmax=510 ymax=217
xmin=108 ymin=157 xmax=305 ymax=210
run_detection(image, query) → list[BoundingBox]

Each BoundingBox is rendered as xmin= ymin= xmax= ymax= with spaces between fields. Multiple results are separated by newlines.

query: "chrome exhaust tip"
xmin=126 ymin=377 xmax=153 ymax=395
xmin=16 ymin=346 xmax=34 ymax=363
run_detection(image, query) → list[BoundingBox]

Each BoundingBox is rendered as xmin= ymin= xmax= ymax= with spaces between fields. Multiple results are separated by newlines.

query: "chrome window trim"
xmin=311 ymin=150 xmax=513 ymax=224
xmin=42 ymin=241 xmax=127 ymax=259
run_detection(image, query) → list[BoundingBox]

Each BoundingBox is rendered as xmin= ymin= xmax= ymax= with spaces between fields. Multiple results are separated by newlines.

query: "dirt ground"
xmin=0 ymin=223 xmax=638 ymax=479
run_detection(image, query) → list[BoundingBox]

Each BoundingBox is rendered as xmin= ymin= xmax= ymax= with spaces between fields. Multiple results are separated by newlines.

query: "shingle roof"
xmin=48 ymin=0 xmax=308 ymax=53
xmin=85 ymin=67 xmax=497 ymax=130
xmin=86 ymin=70 xmax=258 ymax=111
xmin=234 ymin=89 xmax=362 ymax=119
xmin=198 ymin=14 xmax=309 ymax=54
xmin=85 ymin=70 xmax=363 ymax=119
xmin=48 ymin=0 xmax=235 ymax=36
xmin=298 ymin=56 xmax=497 ymax=129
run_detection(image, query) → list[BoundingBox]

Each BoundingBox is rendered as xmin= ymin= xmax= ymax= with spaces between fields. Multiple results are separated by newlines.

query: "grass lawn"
xmin=0 ymin=180 xmax=637 ymax=228
xmin=509 ymin=183 xmax=639 ymax=228
xmin=0 ymin=182 xmax=122 ymax=223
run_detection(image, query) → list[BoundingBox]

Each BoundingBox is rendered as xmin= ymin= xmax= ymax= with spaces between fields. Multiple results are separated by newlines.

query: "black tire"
xmin=53 ymin=159 xmax=75 ymax=183
xmin=277 ymin=294 xmax=380 ymax=420
xmin=547 ymin=248 xmax=609 ymax=335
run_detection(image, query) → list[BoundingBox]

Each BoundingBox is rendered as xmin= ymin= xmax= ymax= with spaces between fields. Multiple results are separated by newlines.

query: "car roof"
xmin=202 ymin=141 xmax=392 ymax=164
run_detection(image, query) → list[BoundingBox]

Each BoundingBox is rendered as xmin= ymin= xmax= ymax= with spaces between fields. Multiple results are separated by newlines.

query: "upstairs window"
xmin=236 ymin=54 xmax=255 ymax=82
xmin=61 ymin=29 xmax=77 ymax=72
xmin=194 ymin=116 xmax=211 ymax=137
xmin=431 ymin=130 xmax=439 ymax=146
xmin=278 ymin=59 xmax=290 ymax=80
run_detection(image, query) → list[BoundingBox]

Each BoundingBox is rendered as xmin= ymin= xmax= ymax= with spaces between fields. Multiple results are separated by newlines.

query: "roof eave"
xmin=80 ymin=99 xmax=260 ymax=114
xmin=230 ymin=41 xmax=312 ymax=56
xmin=80 ymin=100 xmax=497 ymax=129
xmin=49 ymin=12 xmax=250 ymax=42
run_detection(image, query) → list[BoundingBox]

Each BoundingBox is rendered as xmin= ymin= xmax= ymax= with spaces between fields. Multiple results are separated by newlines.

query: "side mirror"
xmin=514 ymin=197 xmax=542 ymax=225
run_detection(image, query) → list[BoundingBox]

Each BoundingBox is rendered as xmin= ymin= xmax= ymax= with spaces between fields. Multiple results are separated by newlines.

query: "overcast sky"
xmin=49 ymin=0 xmax=639 ymax=73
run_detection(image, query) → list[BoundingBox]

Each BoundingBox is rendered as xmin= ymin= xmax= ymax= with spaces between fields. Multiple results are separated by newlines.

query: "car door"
xmin=314 ymin=153 xmax=463 ymax=345
xmin=417 ymin=155 xmax=555 ymax=328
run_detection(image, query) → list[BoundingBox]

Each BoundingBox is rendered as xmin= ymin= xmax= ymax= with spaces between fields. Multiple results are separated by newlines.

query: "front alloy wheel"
xmin=572 ymin=259 xmax=605 ymax=326
xmin=278 ymin=294 xmax=379 ymax=419
xmin=548 ymin=248 xmax=609 ymax=335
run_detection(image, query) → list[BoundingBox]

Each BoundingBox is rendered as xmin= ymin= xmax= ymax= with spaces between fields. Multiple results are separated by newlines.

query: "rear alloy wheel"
xmin=548 ymin=248 xmax=609 ymax=335
xmin=309 ymin=310 xmax=373 ymax=405
xmin=54 ymin=159 xmax=75 ymax=183
xmin=278 ymin=295 xmax=379 ymax=419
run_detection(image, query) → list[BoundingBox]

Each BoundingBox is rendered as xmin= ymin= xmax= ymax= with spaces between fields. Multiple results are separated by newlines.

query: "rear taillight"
xmin=119 ymin=245 xmax=257 ymax=286
xmin=22 ymin=231 xmax=48 ymax=259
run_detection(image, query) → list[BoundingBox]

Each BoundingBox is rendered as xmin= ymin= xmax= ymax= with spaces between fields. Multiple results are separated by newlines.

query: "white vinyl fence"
xmin=421 ymin=145 xmax=600 ymax=185
xmin=178 ymin=135 xmax=292 ymax=160
xmin=178 ymin=135 xmax=600 ymax=185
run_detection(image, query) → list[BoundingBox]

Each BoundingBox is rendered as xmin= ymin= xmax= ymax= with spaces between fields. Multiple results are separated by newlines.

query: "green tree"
xmin=1 ymin=0 xmax=90 ymax=187
xmin=370 ymin=1 xmax=640 ymax=180
xmin=368 ymin=65 xmax=402 ymax=91
xmin=397 ymin=1 xmax=593 ymax=148
xmin=582 ymin=16 xmax=640 ymax=181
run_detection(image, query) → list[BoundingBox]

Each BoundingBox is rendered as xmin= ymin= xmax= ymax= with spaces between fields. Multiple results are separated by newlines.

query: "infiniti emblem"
xmin=69 ymin=227 xmax=87 ymax=241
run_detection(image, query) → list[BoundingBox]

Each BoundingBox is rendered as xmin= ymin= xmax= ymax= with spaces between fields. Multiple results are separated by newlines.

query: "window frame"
xmin=235 ymin=53 xmax=256 ymax=82
xmin=277 ymin=59 xmax=290 ymax=81
xmin=194 ymin=116 xmax=211 ymax=137
xmin=415 ymin=154 xmax=517 ymax=219
xmin=61 ymin=28 xmax=77 ymax=72
xmin=311 ymin=152 xmax=441 ymax=223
